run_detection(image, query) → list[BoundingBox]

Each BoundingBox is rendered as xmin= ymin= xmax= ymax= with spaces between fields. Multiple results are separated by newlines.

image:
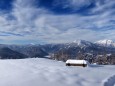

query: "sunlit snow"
xmin=0 ymin=58 xmax=115 ymax=86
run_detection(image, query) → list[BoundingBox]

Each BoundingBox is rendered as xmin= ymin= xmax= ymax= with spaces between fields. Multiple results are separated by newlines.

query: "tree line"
xmin=49 ymin=50 xmax=115 ymax=65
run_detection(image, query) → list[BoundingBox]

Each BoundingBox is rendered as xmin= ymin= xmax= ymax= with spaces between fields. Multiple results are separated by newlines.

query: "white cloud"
xmin=53 ymin=0 xmax=92 ymax=11
xmin=0 ymin=0 xmax=115 ymax=44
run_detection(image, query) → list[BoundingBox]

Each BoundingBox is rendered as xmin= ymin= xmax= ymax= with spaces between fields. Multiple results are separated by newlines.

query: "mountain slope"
xmin=7 ymin=45 xmax=48 ymax=58
xmin=0 ymin=47 xmax=27 ymax=59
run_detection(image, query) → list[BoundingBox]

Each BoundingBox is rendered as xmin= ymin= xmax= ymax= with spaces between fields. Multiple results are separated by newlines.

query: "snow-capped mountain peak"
xmin=95 ymin=39 xmax=115 ymax=47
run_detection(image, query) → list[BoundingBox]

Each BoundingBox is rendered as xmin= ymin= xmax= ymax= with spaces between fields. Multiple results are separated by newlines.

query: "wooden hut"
xmin=66 ymin=60 xmax=88 ymax=67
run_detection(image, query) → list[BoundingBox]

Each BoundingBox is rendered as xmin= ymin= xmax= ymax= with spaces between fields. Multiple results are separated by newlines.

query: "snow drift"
xmin=0 ymin=58 xmax=115 ymax=86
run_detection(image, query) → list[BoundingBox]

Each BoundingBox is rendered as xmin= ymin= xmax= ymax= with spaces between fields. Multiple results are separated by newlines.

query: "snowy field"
xmin=0 ymin=58 xmax=115 ymax=86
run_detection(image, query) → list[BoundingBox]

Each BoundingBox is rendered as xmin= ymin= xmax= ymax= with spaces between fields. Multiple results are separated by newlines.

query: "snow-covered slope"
xmin=95 ymin=39 xmax=115 ymax=47
xmin=73 ymin=40 xmax=93 ymax=46
xmin=0 ymin=58 xmax=115 ymax=86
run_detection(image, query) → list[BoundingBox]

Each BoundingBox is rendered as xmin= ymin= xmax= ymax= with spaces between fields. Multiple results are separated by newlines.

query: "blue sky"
xmin=0 ymin=0 xmax=115 ymax=44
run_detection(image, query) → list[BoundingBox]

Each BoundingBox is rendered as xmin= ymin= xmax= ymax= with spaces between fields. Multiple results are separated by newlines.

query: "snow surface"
xmin=0 ymin=58 xmax=115 ymax=86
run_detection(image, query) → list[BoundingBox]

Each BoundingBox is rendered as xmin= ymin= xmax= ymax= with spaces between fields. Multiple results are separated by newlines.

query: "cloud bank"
xmin=0 ymin=0 xmax=115 ymax=44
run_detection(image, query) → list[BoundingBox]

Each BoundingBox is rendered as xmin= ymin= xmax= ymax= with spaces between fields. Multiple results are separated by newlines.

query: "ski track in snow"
xmin=104 ymin=75 xmax=115 ymax=86
xmin=0 ymin=58 xmax=115 ymax=86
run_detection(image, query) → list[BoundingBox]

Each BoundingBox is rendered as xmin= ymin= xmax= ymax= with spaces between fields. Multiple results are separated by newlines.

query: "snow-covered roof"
xmin=66 ymin=60 xmax=88 ymax=64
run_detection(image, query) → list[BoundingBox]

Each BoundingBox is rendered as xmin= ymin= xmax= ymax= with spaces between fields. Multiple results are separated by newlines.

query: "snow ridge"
xmin=104 ymin=75 xmax=115 ymax=86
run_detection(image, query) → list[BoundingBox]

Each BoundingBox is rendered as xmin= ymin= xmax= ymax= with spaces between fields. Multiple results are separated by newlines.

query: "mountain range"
xmin=0 ymin=39 xmax=115 ymax=59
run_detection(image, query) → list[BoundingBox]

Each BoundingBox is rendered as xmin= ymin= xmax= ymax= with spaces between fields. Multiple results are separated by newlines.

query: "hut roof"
xmin=66 ymin=60 xmax=88 ymax=64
